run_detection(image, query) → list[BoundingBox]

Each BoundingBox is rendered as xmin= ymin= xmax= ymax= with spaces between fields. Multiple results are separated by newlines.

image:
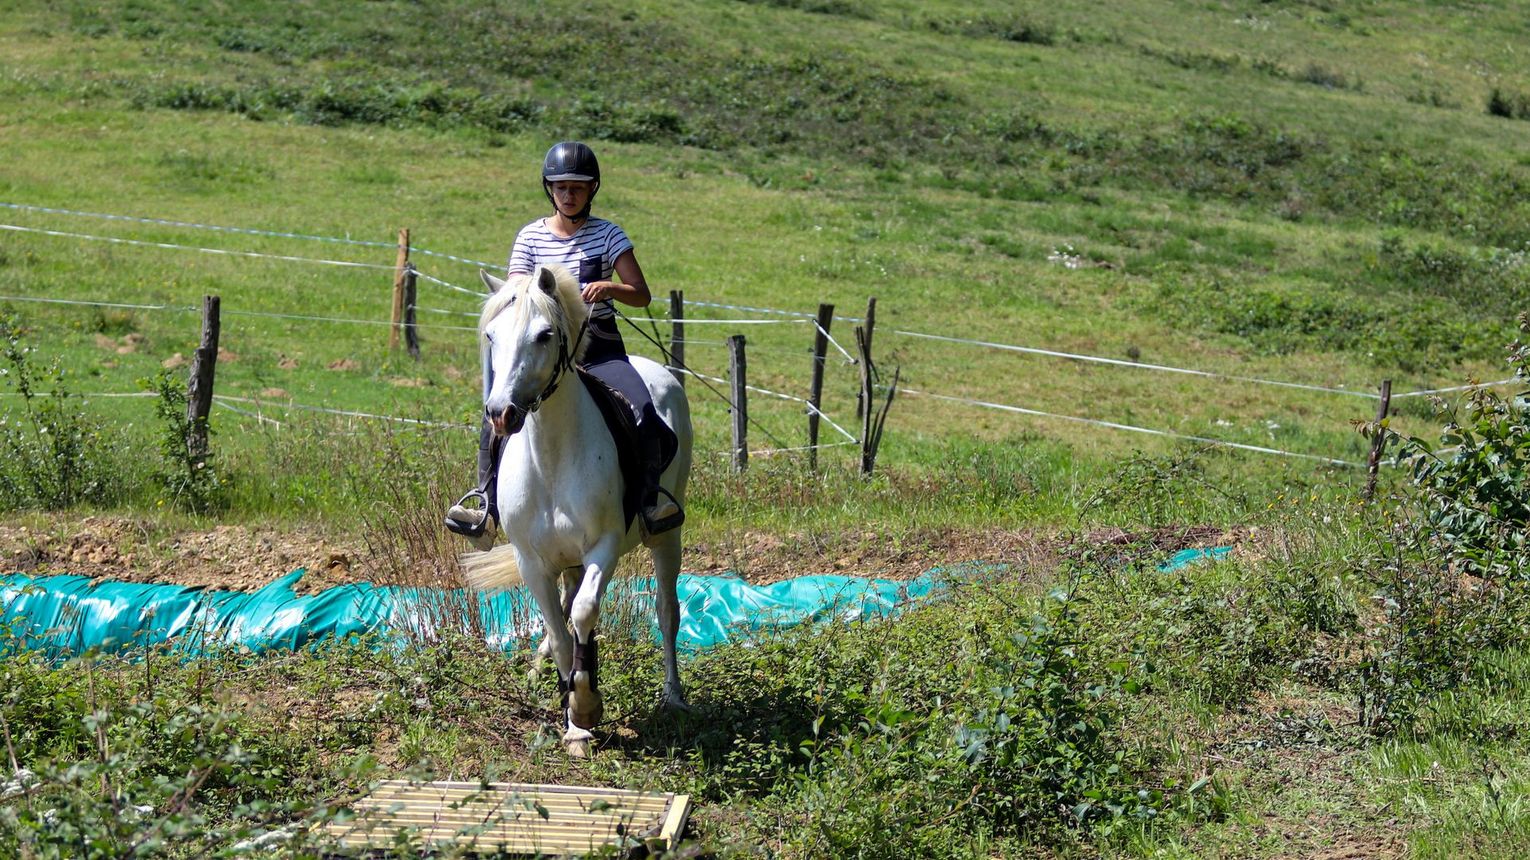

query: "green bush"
xmin=1141 ymin=274 xmax=1505 ymax=370
xmin=139 ymin=370 xmax=226 ymax=515
xmin=0 ymin=316 xmax=123 ymax=511
xmin=1354 ymin=317 xmax=1530 ymax=732
xmin=1488 ymin=87 xmax=1530 ymax=121
xmin=1395 ymin=317 xmax=1530 ymax=580
xmin=0 ymin=647 xmax=322 ymax=859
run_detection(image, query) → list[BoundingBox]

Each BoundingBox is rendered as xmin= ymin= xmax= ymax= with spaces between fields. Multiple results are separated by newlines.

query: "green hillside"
xmin=3 ymin=0 xmax=1526 ymax=492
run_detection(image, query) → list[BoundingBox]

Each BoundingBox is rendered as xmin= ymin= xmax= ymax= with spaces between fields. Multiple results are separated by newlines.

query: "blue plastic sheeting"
xmin=1160 ymin=546 xmax=1232 ymax=571
xmin=0 ymin=567 xmax=954 ymax=659
xmin=0 ymin=550 xmax=1230 ymax=660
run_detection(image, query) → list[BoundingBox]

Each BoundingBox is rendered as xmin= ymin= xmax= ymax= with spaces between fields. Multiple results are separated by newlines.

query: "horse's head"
xmin=478 ymin=264 xmax=590 ymax=436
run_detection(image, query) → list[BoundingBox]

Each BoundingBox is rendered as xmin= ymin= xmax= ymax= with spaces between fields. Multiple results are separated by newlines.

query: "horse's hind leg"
xmin=651 ymin=530 xmax=688 ymax=712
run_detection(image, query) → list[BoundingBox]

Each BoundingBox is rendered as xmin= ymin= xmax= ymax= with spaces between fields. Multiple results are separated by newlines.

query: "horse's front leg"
xmin=531 ymin=566 xmax=581 ymax=676
xmin=562 ymin=539 xmax=621 ymax=757
xmin=519 ymin=560 xmax=575 ymax=710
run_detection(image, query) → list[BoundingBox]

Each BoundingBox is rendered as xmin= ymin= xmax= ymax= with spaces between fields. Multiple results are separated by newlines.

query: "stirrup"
xmin=444 ymin=489 xmax=490 ymax=538
xmin=640 ymin=487 xmax=685 ymax=535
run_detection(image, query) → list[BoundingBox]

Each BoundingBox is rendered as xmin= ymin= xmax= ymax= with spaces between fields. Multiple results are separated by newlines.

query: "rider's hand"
xmin=581 ymin=281 xmax=610 ymax=304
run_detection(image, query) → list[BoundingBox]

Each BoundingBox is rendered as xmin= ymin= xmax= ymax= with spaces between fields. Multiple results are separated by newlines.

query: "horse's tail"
xmin=460 ymin=545 xmax=523 ymax=590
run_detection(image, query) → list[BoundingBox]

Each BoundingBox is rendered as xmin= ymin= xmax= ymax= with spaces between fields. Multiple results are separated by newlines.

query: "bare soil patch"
xmin=0 ymin=516 xmax=363 ymax=592
xmin=2 ymin=516 xmax=1243 ymax=593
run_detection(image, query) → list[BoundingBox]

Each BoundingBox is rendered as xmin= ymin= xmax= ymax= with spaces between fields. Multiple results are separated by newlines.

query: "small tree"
xmin=1396 ymin=313 xmax=1530 ymax=580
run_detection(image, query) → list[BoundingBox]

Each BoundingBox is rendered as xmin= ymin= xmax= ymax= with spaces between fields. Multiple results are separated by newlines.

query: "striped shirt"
xmin=507 ymin=218 xmax=634 ymax=325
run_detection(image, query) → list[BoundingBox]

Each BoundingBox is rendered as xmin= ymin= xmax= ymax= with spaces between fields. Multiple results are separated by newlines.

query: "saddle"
xmin=577 ymin=367 xmax=678 ymax=529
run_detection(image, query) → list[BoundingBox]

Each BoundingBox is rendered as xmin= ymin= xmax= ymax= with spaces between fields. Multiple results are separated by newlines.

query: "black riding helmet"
xmin=541 ymin=142 xmax=600 ymax=222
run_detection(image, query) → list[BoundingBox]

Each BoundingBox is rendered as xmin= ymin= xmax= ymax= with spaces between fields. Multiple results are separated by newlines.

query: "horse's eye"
xmin=535 ymin=330 xmax=554 ymax=344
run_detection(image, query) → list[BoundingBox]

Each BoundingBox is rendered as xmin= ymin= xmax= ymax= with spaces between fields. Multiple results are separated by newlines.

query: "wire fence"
xmin=4 ymin=201 xmax=1520 ymax=469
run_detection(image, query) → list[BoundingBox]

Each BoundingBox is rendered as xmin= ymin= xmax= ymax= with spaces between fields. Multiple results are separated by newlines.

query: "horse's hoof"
xmin=527 ymin=642 xmax=552 ymax=680
xmin=564 ymin=725 xmax=594 ymax=759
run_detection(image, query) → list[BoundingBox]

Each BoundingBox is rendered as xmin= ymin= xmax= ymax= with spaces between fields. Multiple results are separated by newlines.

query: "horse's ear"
xmin=480 ymin=270 xmax=506 ymax=293
xmin=536 ymin=266 xmax=559 ymax=296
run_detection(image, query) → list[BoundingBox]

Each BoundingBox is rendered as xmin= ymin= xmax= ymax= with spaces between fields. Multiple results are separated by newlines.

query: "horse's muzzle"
xmin=488 ymin=403 xmax=528 ymax=437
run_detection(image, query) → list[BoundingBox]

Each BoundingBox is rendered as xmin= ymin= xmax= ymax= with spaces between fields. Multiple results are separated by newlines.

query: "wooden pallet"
xmin=324 ymin=779 xmax=691 ymax=856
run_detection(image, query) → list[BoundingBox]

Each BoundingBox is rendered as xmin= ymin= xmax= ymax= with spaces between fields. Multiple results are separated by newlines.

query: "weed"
xmin=1298 ymin=62 xmax=1359 ymax=91
xmin=1141 ymin=273 xmax=1505 ymax=370
xmin=139 ymin=370 xmax=224 ymax=515
xmin=1084 ymin=445 xmax=1244 ymax=526
xmin=0 ymin=315 xmax=120 ymax=510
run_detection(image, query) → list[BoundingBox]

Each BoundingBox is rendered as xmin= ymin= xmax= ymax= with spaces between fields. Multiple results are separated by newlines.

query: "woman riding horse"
xmin=446 ymin=142 xmax=683 ymax=539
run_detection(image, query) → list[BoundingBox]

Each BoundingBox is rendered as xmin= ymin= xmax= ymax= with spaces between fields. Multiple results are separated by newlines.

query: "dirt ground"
xmin=0 ymin=515 xmax=1240 ymax=592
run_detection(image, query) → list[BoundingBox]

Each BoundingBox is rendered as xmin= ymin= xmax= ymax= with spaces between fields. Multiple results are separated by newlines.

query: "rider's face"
xmin=549 ymin=180 xmax=593 ymax=217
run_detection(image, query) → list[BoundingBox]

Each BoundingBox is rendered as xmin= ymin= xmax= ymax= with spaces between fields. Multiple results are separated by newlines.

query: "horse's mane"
xmin=480 ymin=264 xmax=591 ymax=363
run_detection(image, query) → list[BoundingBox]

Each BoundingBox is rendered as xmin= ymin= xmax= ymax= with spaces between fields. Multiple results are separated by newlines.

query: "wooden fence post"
xmin=807 ymin=303 xmax=834 ymax=472
xmin=669 ymin=289 xmax=685 ymax=387
xmin=729 ymin=334 xmax=748 ymax=472
xmin=856 ymin=296 xmax=876 ymax=419
xmin=1364 ymin=379 xmax=1393 ymax=500
xmin=857 ymin=324 xmax=872 ymax=474
xmin=389 ymin=227 xmax=410 ymax=350
xmin=403 ymin=262 xmax=420 ymax=360
xmin=186 ymin=295 xmax=220 ymax=463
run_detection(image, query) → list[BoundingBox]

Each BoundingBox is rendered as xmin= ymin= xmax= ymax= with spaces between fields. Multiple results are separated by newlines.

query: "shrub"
xmin=1353 ymin=316 xmax=1530 ymax=731
xmin=1141 ymin=274 xmax=1507 ymax=370
xmin=140 ymin=370 xmax=225 ymax=515
xmin=953 ymin=585 xmax=1157 ymax=832
xmin=1394 ymin=315 xmax=1530 ymax=581
xmin=1488 ymin=87 xmax=1530 ymax=121
xmin=0 ymin=315 xmax=121 ymax=510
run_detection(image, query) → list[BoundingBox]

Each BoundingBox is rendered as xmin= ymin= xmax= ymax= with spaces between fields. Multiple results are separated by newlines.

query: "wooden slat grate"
xmin=324 ymin=779 xmax=691 ymax=856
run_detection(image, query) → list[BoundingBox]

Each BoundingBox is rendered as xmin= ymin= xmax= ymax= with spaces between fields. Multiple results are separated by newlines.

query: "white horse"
xmin=460 ymin=264 xmax=692 ymax=758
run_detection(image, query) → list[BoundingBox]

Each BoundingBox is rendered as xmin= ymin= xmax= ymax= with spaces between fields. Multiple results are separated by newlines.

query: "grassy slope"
xmin=2 ymin=0 xmax=1526 ymax=490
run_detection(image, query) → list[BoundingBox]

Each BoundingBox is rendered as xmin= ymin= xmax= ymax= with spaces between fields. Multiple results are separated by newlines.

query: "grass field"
xmin=2 ymin=0 xmax=1530 ymax=856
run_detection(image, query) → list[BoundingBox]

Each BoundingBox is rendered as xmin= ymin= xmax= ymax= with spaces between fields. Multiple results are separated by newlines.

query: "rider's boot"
xmin=446 ymin=426 xmax=498 ymax=538
xmin=638 ymin=436 xmax=684 ymax=535
xmin=445 ymin=491 xmax=490 ymax=537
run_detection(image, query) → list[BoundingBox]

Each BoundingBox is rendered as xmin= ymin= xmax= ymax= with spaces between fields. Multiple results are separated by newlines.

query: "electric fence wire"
xmin=0 ymin=294 xmax=479 ymax=332
xmin=6 ymin=204 xmax=1517 ymax=405
xmin=212 ymin=395 xmax=472 ymax=429
xmin=0 ymin=223 xmax=399 ymax=272
xmin=896 ymin=386 xmax=1361 ymax=468
xmin=1390 ymin=378 xmax=1522 ymax=398
xmin=673 ymin=367 xmax=859 ymax=444
xmin=0 ymin=202 xmax=501 ymax=270
xmin=213 ymin=397 xmax=283 ymax=428
xmin=409 ymin=272 xmax=858 ymax=364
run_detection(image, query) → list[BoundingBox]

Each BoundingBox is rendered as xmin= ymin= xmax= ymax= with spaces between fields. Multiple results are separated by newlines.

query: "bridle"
xmin=495 ymin=315 xmax=590 ymax=428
